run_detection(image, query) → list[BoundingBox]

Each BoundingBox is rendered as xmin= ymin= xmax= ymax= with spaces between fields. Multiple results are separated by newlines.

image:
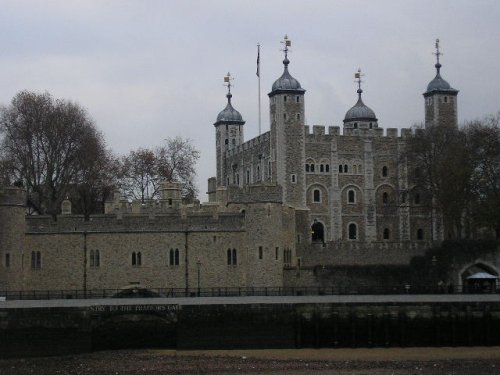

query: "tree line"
xmin=406 ymin=115 xmax=499 ymax=240
xmin=0 ymin=91 xmax=199 ymax=219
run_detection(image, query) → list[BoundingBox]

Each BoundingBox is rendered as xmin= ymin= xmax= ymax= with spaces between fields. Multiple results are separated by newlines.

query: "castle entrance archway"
xmin=311 ymin=220 xmax=324 ymax=243
xmin=461 ymin=263 xmax=499 ymax=293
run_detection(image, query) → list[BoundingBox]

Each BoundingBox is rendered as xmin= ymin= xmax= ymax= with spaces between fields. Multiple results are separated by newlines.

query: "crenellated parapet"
xmin=304 ymin=125 xmax=413 ymax=139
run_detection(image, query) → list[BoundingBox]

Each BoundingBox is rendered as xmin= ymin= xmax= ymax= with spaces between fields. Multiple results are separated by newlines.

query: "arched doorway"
xmin=461 ymin=263 xmax=499 ymax=293
xmin=311 ymin=220 xmax=324 ymax=243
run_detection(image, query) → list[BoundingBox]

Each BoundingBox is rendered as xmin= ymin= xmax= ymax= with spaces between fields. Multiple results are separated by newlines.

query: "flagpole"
xmin=257 ymin=43 xmax=261 ymax=135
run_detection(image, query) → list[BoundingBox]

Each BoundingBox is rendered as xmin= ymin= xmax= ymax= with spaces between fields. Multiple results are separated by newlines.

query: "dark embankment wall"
xmin=1 ymin=301 xmax=500 ymax=358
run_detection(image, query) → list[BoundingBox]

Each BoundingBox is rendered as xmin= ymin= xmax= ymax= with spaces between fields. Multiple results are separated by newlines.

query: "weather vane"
xmin=224 ymin=72 xmax=234 ymax=93
xmin=354 ymin=68 xmax=364 ymax=91
xmin=280 ymin=34 xmax=291 ymax=59
xmin=433 ymin=38 xmax=442 ymax=68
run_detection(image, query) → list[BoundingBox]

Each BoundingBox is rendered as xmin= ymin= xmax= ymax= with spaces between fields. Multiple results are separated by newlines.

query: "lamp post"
xmin=197 ymin=260 xmax=201 ymax=297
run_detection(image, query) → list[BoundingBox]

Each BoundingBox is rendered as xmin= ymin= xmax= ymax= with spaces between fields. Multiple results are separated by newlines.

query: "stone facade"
xmin=1 ymin=40 xmax=498 ymax=293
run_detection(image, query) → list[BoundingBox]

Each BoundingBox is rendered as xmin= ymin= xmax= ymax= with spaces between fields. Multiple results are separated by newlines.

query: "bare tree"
xmin=120 ymin=148 xmax=159 ymax=203
xmin=119 ymin=137 xmax=200 ymax=202
xmin=156 ymin=137 xmax=200 ymax=200
xmin=0 ymin=91 xmax=107 ymax=218
xmin=406 ymin=115 xmax=499 ymax=239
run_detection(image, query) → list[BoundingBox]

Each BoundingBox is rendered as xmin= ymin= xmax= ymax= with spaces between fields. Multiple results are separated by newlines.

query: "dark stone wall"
xmin=2 ymin=301 xmax=500 ymax=358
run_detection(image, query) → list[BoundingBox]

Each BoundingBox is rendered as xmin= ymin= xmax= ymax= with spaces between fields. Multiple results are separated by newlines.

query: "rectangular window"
xmin=258 ymin=246 xmax=263 ymax=260
xmin=5 ymin=253 xmax=10 ymax=268
xmin=275 ymin=247 xmax=279 ymax=260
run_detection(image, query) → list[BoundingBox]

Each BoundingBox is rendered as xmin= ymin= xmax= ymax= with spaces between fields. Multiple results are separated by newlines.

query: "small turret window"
xmin=296 ymin=113 xmax=301 ymax=120
xmin=382 ymin=166 xmax=388 ymax=177
xmin=354 ymin=123 xmax=358 ymax=129
xmin=224 ymin=139 xmax=228 ymax=145
xmin=444 ymin=96 xmax=448 ymax=103
xmin=284 ymin=95 xmax=287 ymax=102
xmin=296 ymin=96 xmax=300 ymax=103
xmin=283 ymin=113 xmax=287 ymax=120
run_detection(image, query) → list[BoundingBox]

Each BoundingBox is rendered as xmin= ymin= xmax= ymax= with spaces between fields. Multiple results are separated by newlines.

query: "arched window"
xmin=358 ymin=164 xmax=362 ymax=173
xmin=382 ymin=192 xmax=388 ymax=205
xmin=382 ymin=166 xmax=388 ymax=177
xmin=353 ymin=165 xmax=357 ymax=174
xmin=305 ymin=164 xmax=310 ymax=172
xmin=137 ymin=252 xmax=142 ymax=266
xmin=344 ymin=164 xmax=348 ymax=173
xmin=417 ymin=229 xmax=424 ymax=240
xmin=383 ymin=228 xmax=390 ymax=240
xmin=227 ymin=249 xmax=232 ymax=265
xmin=339 ymin=164 xmax=343 ymax=173
xmin=348 ymin=223 xmax=357 ymax=240
xmin=232 ymin=249 xmax=237 ymax=265
xmin=174 ymin=249 xmax=179 ymax=265
xmin=320 ymin=164 xmax=324 ymax=173
xmin=132 ymin=252 xmax=136 ymax=266
xmin=325 ymin=164 xmax=330 ymax=173
xmin=311 ymin=220 xmax=324 ymax=243
xmin=348 ymin=189 xmax=355 ymax=203
xmin=310 ymin=164 xmax=315 ymax=173
xmin=414 ymin=193 xmax=421 ymax=205
xmin=313 ymin=189 xmax=321 ymax=203
xmin=31 ymin=251 xmax=39 ymax=270
xmin=169 ymin=249 xmax=174 ymax=266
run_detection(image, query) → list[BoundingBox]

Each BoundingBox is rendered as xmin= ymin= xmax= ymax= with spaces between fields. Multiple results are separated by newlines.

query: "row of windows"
xmin=282 ymin=113 xmax=301 ymax=121
xmin=312 ymin=221 xmax=425 ymax=241
xmin=305 ymin=163 xmax=330 ymax=173
xmin=272 ymin=95 xmax=301 ymax=103
xmin=311 ymin=188 xmax=422 ymax=205
xmin=229 ymin=161 xmax=272 ymax=186
xmin=426 ymin=96 xmax=453 ymax=106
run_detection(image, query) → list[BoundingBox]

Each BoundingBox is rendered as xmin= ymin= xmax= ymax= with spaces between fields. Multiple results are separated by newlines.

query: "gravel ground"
xmin=1 ymin=348 xmax=500 ymax=374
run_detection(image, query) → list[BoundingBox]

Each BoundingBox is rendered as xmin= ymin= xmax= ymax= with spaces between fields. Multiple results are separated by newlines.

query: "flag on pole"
xmin=256 ymin=44 xmax=260 ymax=77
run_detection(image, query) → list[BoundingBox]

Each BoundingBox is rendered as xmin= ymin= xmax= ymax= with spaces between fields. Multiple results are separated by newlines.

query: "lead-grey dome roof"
xmin=424 ymin=63 xmax=458 ymax=96
xmin=269 ymin=57 xmax=305 ymax=96
xmin=343 ymin=89 xmax=377 ymax=122
xmin=214 ymin=93 xmax=245 ymax=126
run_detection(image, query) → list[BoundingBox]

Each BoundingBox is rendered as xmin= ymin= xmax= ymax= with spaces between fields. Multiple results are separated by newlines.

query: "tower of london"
xmin=1 ymin=38 xmax=498 ymax=294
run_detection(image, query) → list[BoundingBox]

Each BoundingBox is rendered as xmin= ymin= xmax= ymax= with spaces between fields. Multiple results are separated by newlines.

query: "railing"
xmin=0 ymin=284 xmax=498 ymax=301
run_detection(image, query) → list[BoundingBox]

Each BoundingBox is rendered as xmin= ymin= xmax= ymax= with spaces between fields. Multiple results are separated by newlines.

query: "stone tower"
xmin=268 ymin=35 xmax=307 ymax=208
xmin=423 ymin=39 xmax=459 ymax=128
xmin=0 ymin=186 xmax=26 ymax=290
xmin=214 ymin=73 xmax=245 ymax=187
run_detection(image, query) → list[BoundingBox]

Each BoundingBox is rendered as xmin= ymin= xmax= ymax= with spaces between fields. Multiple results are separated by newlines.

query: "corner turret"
xmin=214 ymin=73 xmax=245 ymax=187
xmin=423 ymin=39 xmax=459 ymax=128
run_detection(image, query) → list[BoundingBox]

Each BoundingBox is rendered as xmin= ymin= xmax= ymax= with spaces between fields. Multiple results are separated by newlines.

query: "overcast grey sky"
xmin=1 ymin=1 xmax=499 ymax=200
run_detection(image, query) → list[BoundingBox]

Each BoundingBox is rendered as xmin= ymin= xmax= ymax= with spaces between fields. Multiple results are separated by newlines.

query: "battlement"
xmin=25 ymin=209 xmax=246 ymax=234
xmin=304 ymin=125 xmax=412 ymax=138
xmin=226 ymin=131 xmax=270 ymax=158
xmin=0 ymin=186 xmax=26 ymax=207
